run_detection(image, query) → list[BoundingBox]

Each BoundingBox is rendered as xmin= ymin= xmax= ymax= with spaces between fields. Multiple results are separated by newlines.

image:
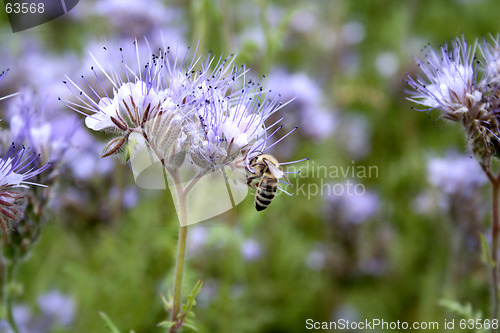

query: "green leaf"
xmin=158 ymin=320 xmax=176 ymax=329
xmin=182 ymin=321 xmax=199 ymax=332
xmin=479 ymin=233 xmax=496 ymax=267
xmin=159 ymin=290 xmax=173 ymax=312
xmin=181 ymin=278 xmax=203 ymax=317
xmin=99 ymin=312 xmax=122 ymax=333
xmin=439 ymin=299 xmax=482 ymax=320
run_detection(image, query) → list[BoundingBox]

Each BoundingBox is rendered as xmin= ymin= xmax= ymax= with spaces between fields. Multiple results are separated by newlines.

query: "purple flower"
xmin=267 ymin=69 xmax=335 ymax=142
xmin=187 ymin=225 xmax=208 ymax=255
xmin=306 ymin=245 xmax=326 ymax=270
xmin=0 ymin=144 xmax=50 ymax=234
xmin=8 ymin=90 xmax=78 ymax=167
xmin=480 ymin=35 xmax=500 ymax=84
xmin=240 ymin=238 xmax=262 ymax=261
xmin=64 ymin=127 xmax=114 ymax=180
xmin=109 ymin=185 xmax=138 ymax=209
xmin=64 ymin=38 xmax=299 ymax=174
xmin=407 ymin=36 xmax=482 ymax=121
xmin=0 ymin=145 xmax=50 ymax=189
xmin=406 ymin=36 xmax=500 ymax=167
xmin=37 ymin=290 xmax=76 ymax=326
xmin=72 ymin=1 xmax=186 ymax=45
xmin=427 ymin=152 xmax=487 ymax=196
xmin=336 ymin=114 xmax=371 ymax=160
xmin=325 ymin=183 xmax=379 ymax=224
xmin=190 ymin=74 xmax=289 ymax=171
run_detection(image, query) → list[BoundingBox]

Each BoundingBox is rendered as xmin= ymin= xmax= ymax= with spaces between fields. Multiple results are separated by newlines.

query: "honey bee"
xmin=246 ymin=154 xmax=286 ymax=211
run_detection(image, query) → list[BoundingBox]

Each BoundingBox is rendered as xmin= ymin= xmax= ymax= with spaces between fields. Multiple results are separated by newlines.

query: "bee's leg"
xmin=246 ymin=178 xmax=256 ymax=188
xmin=246 ymin=174 xmax=261 ymax=187
xmin=246 ymin=168 xmax=265 ymax=187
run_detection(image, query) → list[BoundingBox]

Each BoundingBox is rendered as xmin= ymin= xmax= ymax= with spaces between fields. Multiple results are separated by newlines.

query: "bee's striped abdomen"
xmin=255 ymin=175 xmax=277 ymax=211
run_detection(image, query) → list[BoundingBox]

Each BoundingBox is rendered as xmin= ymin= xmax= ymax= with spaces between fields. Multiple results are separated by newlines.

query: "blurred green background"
xmin=1 ymin=0 xmax=500 ymax=332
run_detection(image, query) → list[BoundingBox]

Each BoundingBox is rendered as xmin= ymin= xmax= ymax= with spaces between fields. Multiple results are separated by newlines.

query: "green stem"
xmin=3 ymin=260 xmax=20 ymax=333
xmin=168 ymin=170 xmax=189 ymax=333
xmin=491 ymin=179 xmax=500 ymax=329
xmin=170 ymin=225 xmax=188 ymax=330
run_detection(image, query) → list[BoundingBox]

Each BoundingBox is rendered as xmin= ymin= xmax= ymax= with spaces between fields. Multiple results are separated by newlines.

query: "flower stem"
xmin=170 ymin=224 xmax=188 ymax=328
xmin=168 ymin=169 xmax=189 ymax=333
xmin=491 ymin=178 xmax=500 ymax=326
xmin=3 ymin=260 xmax=20 ymax=333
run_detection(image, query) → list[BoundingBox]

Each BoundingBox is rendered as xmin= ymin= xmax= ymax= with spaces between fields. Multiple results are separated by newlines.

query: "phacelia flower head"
xmin=0 ymin=144 xmax=50 ymax=234
xmin=480 ymin=35 xmax=500 ymax=85
xmin=407 ymin=35 xmax=500 ymax=167
xmin=64 ymin=38 xmax=305 ymax=221
xmin=190 ymin=74 xmax=291 ymax=172
xmin=407 ymin=36 xmax=484 ymax=121
xmin=63 ymin=41 xmax=185 ymax=162
xmin=63 ymin=39 xmax=296 ymax=174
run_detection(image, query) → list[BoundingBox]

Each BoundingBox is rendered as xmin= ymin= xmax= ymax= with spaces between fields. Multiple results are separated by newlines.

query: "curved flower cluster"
xmin=0 ymin=144 xmax=51 ymax=234
xmin=63 ymin=40 xmax=292 ymax=177
xmin=407 ymin=35 xmax=500 ymax=167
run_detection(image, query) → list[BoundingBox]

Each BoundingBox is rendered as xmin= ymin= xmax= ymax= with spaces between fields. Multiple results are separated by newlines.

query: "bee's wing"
xmin=264 ymin=159 xmax=284 ymax=179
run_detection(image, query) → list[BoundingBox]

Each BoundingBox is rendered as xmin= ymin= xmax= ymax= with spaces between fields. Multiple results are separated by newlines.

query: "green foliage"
xmin=158 ymin=278 xmax=203 ymax=332
xmin=480 ymin=233 xmax=496 ymax=268
xmin=439 ymin=300 xmax=490 ymax=333
xmin=440 ymin=300 xmax=483 ymax=320
xmin=99 ymin=312 xmax=123 ymax=333
xmin=99 ymin=312 xmax=136 ymax=333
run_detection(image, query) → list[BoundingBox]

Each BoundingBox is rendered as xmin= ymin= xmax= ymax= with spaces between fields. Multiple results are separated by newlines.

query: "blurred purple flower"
xmin=375 ymin=51 xmax=399 ymax=78
xmin=7 ymin=90 xmax=78 ymax=167
xmin=0 ymin=305 xmax=42 ymax=333
xmin=72 ymin=0 xmax=186 ymax=45
xmin=326 ymin=184 xmax=379 ymax=224
xmin=290 ymin=8 xmax=318 ymax=33
xmin=267 ymin=69 xmax=336 ymax=142
xmin=3 ymin=38 xmax=79 ymax=108
xmin=240 ymin=238 xmax=262 ymax=262
xmin=22 ymin=52 xmax=78 ymax=104
xmin=427 ymin=152 xmax=487 ymax=196
xmin=187 ymin=225 xmax=208 ymax=255
xmin=336 ymin=114 xmax=371 ymax=160
xmin=341 ymin=21 xmax=366 ymax=45
xmin=64 ymin=127 xmax=114 ymax=180
xmin=37 ymin=290 xmax=76 ymax=326
xmin=306 ymin=246 xmax=326 ymax=270
xmin=109 ymin=186 xmax=139 ymax=209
